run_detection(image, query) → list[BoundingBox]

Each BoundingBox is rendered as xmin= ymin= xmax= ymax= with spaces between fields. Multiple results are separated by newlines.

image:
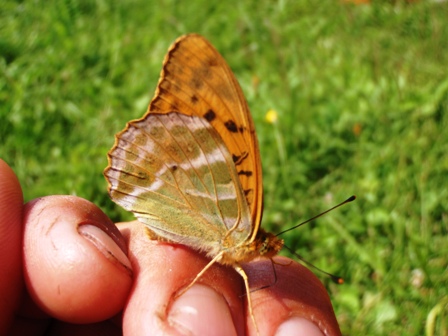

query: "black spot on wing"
xmin=204 ymin=109 xmax=216 ymax=122
xmin=238 ymin=170 xmax=253 ymax=177
xmin=191 ymin=77 xmax=203 ymax=89
xmin=208 ymin=57 xmax=218 ymax=67
xmin=225 ymin=120 xmax=238 ymax=133
xmin=232 ymin=152 xmax=248 ymax=166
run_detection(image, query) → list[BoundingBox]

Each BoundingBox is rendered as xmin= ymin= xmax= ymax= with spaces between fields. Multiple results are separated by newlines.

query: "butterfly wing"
xmin=147 ymin=34 xmax=263 ymax=240
xmin=104 ymin=112 xmax=252 ymax=256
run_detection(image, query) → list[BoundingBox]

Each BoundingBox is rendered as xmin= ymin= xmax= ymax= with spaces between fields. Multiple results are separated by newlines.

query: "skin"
xmin=0 ymin=159 xmax=342 ymax=336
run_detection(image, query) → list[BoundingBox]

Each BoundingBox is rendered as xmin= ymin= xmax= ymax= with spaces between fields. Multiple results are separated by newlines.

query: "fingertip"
xmin=243 ymin=257 xmax=342 ymax=336
xmin=168 ymin=285 xmax=237 ymax=336
xmin=121 ymin=224 xmax=245 ymax=335
xmin=0 ymin=159 xmax=23 ymax=219
xmin=0 ymin=159 xmax=24 ymax=333
xmin=276 ymin=317 xmax=324 ymax=336
xmin=23 ymin=196 xmax=132 ymax=323
xmin=78 ymin=224 xmax=132 ymax=272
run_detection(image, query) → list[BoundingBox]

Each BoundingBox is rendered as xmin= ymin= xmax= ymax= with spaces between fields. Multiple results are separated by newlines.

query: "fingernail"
xmin=78 ymin=224 xmax=132 ymax=273
xmin=276 ymin=317 xmax=324 ymax=336
xmin=168 ymin=284 xmax=237 ymax=336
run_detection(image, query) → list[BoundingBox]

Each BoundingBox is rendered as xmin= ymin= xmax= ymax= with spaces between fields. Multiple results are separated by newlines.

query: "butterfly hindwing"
xmin=105 ymin=112 xmax=252 ymax=252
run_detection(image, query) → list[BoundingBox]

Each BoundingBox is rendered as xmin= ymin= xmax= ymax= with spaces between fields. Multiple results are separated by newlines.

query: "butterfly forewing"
xmin=147 ymin=34 xmax=263 ymax=236
xmin=105 ymin=112 xmax=252 ymax=253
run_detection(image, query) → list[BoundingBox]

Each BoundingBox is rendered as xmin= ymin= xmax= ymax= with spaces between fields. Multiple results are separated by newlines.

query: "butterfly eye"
xmin=259 ymin=238 xmax=270 ymax=255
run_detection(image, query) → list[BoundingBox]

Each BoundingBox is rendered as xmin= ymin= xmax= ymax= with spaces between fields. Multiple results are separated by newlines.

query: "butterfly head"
xmin=219 ymin=228 xmax=283 ymax=265
xmin=254 ymin=228 xmax=284 ymax=259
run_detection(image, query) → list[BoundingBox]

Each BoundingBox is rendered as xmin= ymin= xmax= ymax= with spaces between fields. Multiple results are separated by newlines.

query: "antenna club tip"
xmin=347 ymin=195 xmax=356 ymax=202
xmin=331 ymin=276 xmax=344 ymax=284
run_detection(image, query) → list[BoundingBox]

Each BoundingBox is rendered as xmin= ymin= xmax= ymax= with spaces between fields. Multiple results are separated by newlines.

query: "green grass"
xmin=1 ymin=1 xmax=447 ymax=335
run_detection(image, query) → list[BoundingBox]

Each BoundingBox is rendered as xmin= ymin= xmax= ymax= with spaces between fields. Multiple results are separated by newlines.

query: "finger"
xmin=244 ymin=256 xmax=341 ymax=336
xmin=120 ymin=221 xmax=245 ymax=336
xmin=0 ymin=159 xmax=24 ymax=334
xmin=22 ymin=196 xmax=133 ymax=323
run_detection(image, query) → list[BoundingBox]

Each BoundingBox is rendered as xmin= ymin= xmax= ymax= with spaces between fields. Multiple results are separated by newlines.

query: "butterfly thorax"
xmin=219 ymin=228 xmax=284 ymax=265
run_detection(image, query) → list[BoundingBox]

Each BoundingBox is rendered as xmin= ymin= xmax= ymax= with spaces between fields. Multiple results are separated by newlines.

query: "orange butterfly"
xmin=104 ymin=34 xmax=284 ymax=333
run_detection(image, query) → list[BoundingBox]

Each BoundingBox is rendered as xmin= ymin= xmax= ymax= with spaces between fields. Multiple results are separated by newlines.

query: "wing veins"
xmin=176 ymin=46 xmax=246 ymax=126
xmin=193 ymin=116 xmax=244 ymax=233
xmin=155 ymin=114 xmax=215 ymax=202
xmin=157 ymin=75 xmax=250 ymax=162
xmin=112 ymin=136 xmax=187 ymax=192
xmin=109 ymin=179 xmax=195 ymax=210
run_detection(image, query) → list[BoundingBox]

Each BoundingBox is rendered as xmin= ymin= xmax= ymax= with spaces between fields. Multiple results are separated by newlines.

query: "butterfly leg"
xmin=176 ymin=251 xmax=224 ymax=298
xmin=233 ymin=264 xmax=260 ymax=336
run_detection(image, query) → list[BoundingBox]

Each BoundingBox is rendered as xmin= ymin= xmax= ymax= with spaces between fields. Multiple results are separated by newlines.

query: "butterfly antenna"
xmin=275 ymin=195 xmax=356 ymax=236
xmin=282 ymin=244 xmax=344 ymax=284
xmin=275 ymin=195 xmax=356 ymax=284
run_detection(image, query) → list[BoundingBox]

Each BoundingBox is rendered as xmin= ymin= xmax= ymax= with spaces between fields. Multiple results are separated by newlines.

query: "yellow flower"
xmin=265 ymin=109 xmax=278 ymax=124
xmin=353 ymin=122 xmax=362 ymax=136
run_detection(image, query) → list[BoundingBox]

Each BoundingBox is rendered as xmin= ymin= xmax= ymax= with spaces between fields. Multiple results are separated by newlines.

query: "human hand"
xmin=0 ymin=159 xmax=341 ymax=335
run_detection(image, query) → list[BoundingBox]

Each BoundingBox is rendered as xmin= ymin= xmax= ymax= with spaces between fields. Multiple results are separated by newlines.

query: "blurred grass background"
xmin=1 ymin=0 xmax=447 ymax=334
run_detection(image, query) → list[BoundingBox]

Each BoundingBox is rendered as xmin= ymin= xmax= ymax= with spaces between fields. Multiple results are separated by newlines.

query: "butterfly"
xmin=104 ymin=34 xmax=284 ymax=333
